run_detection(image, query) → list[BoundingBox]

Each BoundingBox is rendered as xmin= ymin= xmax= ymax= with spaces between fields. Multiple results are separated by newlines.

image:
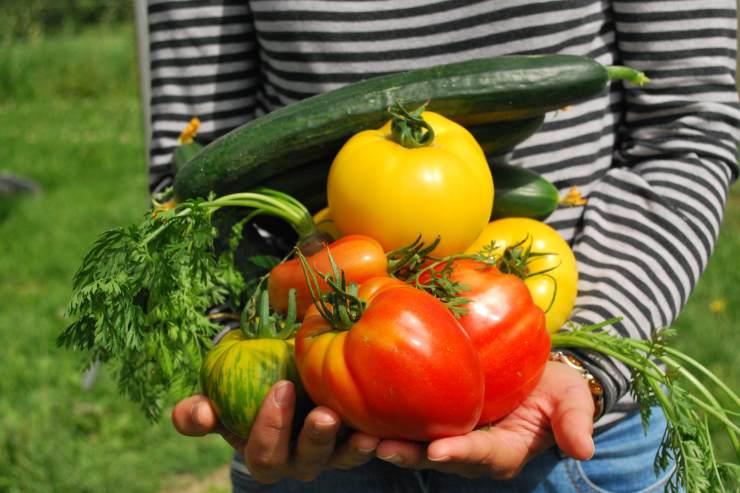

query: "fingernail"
xmin=427 ymin=445 xmax=450 ymax=462
xmin=586 ymin=437 xmax=596 ymax=460
xmin=191 ymin=402 xmax=205 ymax=425
xmin=312 ymin=415 xmax=337 ymax=435
xmin=378 ymin=453 xmax=402 ymax=464
xmin=272 ymin=381 xmax=291 ymax=407
xmin=356 ymin=438 xmax=379 ymax=455
xmin=315 ymin=414 xmax=337 ymax=426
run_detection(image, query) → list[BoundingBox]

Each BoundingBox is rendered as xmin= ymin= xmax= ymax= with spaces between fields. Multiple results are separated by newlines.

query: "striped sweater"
xmin=146 ymin=0 xmax=740 ymax=428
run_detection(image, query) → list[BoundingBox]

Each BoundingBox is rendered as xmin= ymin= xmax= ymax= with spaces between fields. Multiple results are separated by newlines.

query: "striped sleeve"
xmin=147 ymin=0 xmax=259 ymax=192
xmin=567 ymin=1 xmax=740 ymax=421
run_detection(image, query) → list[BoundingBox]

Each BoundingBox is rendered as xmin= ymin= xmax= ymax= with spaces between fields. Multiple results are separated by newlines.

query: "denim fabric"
xmin=231 ymin=407 xmax=674 ymax=493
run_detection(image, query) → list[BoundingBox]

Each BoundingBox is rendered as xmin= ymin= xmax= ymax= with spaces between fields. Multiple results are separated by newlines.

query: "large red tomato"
xmin=427 ymin=259 xmax=551 ymax=425
xmin=268 ymin=234 xmax=388 ymax=319
xmin=294 ymin=277 xmax=485 ymax=441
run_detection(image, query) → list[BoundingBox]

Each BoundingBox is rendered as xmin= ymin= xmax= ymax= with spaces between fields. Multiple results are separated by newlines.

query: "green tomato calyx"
xmin=390 ymin=101 xmax=435 ymax=148
xmin=241 ymin=287 xmax=300 ymax=340
xmin=296 ymin=247 xmax=365 ymax=331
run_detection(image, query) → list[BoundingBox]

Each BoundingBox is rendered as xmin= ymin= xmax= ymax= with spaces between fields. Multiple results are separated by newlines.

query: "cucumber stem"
xmin=606 ymin=65 xmax=650 ymax=86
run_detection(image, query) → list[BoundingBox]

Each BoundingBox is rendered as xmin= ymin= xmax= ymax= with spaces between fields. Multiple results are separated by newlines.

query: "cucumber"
xmin=468 ymin=115 xmax=545 ymax=157
xmin=491 ymin=164 xmax=560 ymax=221
xmin=174 ymin=55 xmax=646 ymax=200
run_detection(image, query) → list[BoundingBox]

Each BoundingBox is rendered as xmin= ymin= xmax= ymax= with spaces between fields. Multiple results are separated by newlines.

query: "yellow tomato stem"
xmin=495 ymin=238 xmax=561 ymax=313
xmin=389 ymin=101 xmax=435 ymax=148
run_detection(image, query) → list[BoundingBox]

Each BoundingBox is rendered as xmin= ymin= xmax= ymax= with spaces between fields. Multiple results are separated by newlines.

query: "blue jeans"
xmin=231 ymin=408 xmax=675 ymax=493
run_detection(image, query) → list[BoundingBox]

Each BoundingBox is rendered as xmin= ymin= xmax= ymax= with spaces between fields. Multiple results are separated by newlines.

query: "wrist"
xmin=549 ymin=351 xmax=605 ymax=419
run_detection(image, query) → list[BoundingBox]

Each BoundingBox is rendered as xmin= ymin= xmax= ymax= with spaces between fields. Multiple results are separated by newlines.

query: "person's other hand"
xmin=172 ymin=380 xmax=380 ymax=483
xmin=374 ymin=361 xmax=596 ymax=479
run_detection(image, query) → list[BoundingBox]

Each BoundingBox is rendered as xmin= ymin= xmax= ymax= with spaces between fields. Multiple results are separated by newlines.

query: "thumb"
xmin=172 ymin=394 xmax=219 ymax=436
xmin=549 ymin=369 xmax=596 ymax=460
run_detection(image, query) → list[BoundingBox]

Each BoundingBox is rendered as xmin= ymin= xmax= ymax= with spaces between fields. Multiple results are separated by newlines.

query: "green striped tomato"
xmin=200 ymin=329 xmax=299 ymax=438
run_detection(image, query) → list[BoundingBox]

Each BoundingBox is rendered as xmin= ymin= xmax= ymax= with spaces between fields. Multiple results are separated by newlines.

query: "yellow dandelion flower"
xmin=709 ymin=298 xmax=727 ymax=313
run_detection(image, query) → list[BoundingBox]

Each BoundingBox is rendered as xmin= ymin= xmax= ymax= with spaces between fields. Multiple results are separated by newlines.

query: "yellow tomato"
xmin=466 ymin=218 xmax=578 ymax=333
xmin=327 ymin=110 xmax=493 ymax=256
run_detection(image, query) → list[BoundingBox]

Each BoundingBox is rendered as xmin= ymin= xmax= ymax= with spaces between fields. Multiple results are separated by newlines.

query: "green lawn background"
xmin=0 ymin=24 xmax=737 ymax=493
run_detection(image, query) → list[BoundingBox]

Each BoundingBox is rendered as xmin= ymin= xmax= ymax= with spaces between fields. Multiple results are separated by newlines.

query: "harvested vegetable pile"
xmin=60 ymin=55 xmax=738 ymax=492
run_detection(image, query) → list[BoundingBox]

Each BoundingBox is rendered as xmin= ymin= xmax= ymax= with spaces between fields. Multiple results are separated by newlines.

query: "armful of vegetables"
xmin=58 ymin=54 xmax=737 ymax=492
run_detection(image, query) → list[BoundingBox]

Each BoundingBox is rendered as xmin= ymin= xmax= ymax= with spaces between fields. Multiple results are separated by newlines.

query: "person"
xmin=145 ymin=1 xmax=740 ymax=491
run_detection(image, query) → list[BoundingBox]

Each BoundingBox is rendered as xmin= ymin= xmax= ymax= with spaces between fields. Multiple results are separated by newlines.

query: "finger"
xmin=289 ymin=407 xmax=342 ymax=481
xmin=550 ymin=381 xmax=595 ymax=460
xmin=244 ymin=381 xmax=296 ymax=484
xmin=171 ymin=394 xmax=219 ymax=436
xmin=376 ymin=440 xmax=431 ymax=469
xmin=427 ymin=429 xmax=531 ymax=480
xmin=329 ymin=432 xmax=380 ymax=470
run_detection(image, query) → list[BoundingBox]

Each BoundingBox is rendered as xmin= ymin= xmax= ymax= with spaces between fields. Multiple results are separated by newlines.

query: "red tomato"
xmin=295 ymin=277 xmax=485 ymax=441
xmin=426 ymin=259 xmax=551 ymax=425
xmin=267 ymin=234 xmax=388 ymax=319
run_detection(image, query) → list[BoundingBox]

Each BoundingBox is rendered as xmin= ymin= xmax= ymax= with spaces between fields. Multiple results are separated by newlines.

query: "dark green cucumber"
xmin=468 ymin=115 xmax=545 ymax=157
xmin=174 ymin=55 xmax=646 ymax=200
xmin=258 ymin=160 xmax=330 ymax=214
xmin=491 ymin=164 xmax=560 ymax=221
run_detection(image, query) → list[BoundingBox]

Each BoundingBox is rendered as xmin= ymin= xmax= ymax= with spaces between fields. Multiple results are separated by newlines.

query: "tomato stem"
xmin=389 ymin=101 xmax=435 ymax=148
xmin=386 ymin=235 xmax=441 ymax=275
xmin=492 ymin=237 xmax=561 ymax=314
xmin=239 ymin=281 xmax=299 ymax=340
xmin=295 ymin=247 xmax=365 ymax=331
xmin=387 ymin=239 xmax=479 ymax=318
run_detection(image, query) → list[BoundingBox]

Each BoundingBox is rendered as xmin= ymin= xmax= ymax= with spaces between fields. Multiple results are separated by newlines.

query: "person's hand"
xmin=172 ymin=380 xmax=380 ymax=483
xmin=374 ymin=361 xmax=596 ymax=480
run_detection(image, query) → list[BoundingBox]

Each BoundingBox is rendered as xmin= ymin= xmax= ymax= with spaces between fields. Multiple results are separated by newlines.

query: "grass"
xmin=672 ymin=189 xmax=740 ymax=462
xmin=0 ymin=26 xmax=231 ymax=493
xmin=0 ymin=23 xmax=737 ymax=493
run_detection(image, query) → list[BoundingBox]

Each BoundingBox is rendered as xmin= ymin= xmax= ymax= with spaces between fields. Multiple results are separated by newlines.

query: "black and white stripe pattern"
xmin=146 ymin=0 xmax=739 ymax=427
